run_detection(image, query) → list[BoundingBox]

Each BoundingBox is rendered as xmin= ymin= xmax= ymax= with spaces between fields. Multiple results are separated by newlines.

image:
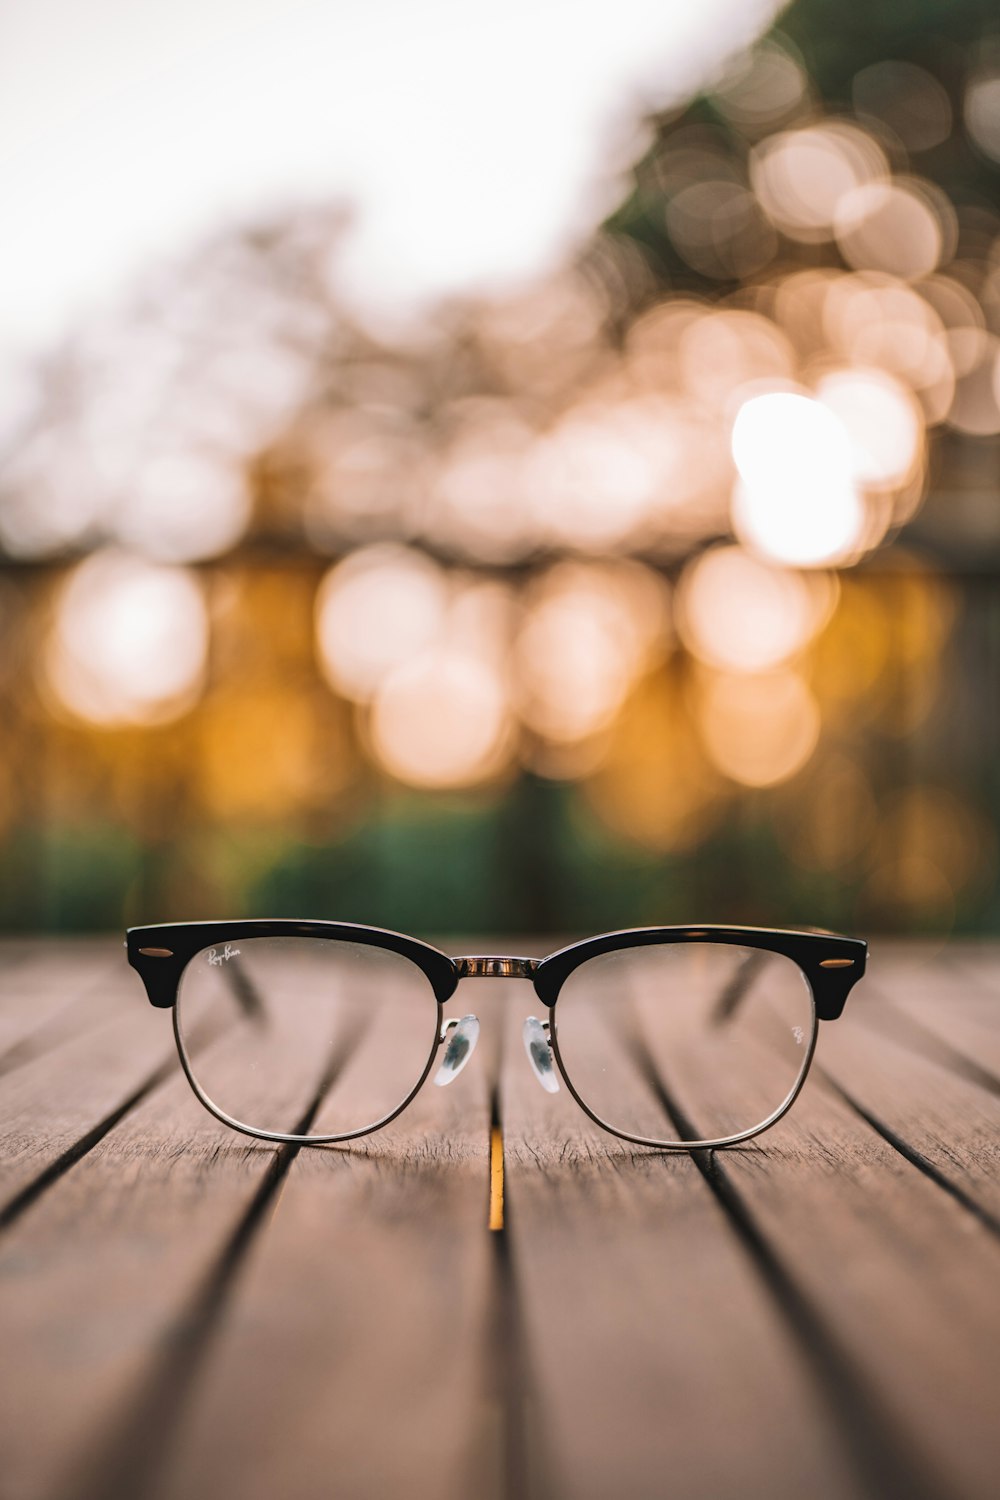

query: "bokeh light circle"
xmin=513 ymin=560 xmax=670 ymax=742
xmin=697 ymin=669 xmax=821 ymax=787
xmin=315 ymin=545 xmax=449 ymax=703
xmin=712 ymin=39 xmax=808 ymax=136
xmin=677 ymin=546 xmax=823 ymax=673
xmin=833 ymin=180 xmax=950 ymax=281
xmin=946 ymin=330 xmax=1000 ymax=436
xmin=114 ymin=451 xmax=252 ymax=563
xmin=730 ymin=392 xmax=866 ymax=566
xmin=964 ymin=72 xmax=1000 ymax=165
xmin=814 ymin=368 xmax=923 ymax=488
xmin=369 ymin=650 xmax=512 ymax=789
xmin=45 ymin=549 xmax=208 ymax=726
xmin=750 ymin=123 xmax=888 ymax=242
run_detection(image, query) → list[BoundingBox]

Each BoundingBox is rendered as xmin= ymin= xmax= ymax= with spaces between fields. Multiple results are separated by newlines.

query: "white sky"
xmin=0 ymin=0 xmax=781 ymax=354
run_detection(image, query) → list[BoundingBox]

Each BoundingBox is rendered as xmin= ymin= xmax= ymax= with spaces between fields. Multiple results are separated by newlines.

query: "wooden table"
xmin=0 ymin=938 xmax=998 ymax=1500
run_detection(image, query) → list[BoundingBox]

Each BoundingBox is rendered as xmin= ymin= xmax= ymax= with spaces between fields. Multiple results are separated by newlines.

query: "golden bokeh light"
xmin=730 ymin=391 xmax=866 ymax=566
xmin=771 ymin=267 xmax=842 ymax=358
xmin=368 ymin=649 xmax=513 ymax=790
xmin=821 ymin=273 xmax=956 ymax=422
xmin=195 ymin=688 xmax=351 ymax=820
xmin=945 ymin=329 xmax=1000 ymax=436
xmin=314 ymin=544 xmax=450 ymax=703
xmin=881 ymin=562 xmax=956 ymax=666
xmin=809 ymin=562 xmax=955 ymax=739
xmin=44 ymin=550 xmax=208 ymax=726
xmin=478 ymin=270 xmax=606 ymax=366
xmin=448 ymin=579 xmax=514 ymax=672
xmin=809 ymin=577 xmax=893 ymax=712
xmin=625 ymin=297 xmax=709 ymax=387
xmin=526 ymin=398 xmax=667 ymax=551
xmin=833 ymin=179 xmax=953 ymax=282
xmin=585 ymin=670 xmax=723 ymax=853
xmin=513 ymin=560 xmax=670 ymax=744
xmin=665 ymin=180 xmax=778 ymax=281
xmin=0 ymin=9 xmax=996 ymax=938
xmin=814 ymin=368 xmax=923 ymax=489
xmin=964 ymin=71 xmax=1000 ymax=166
xmin=750 ymin=122 xmax=888 ymax=242
xmin=711 ymin=38 xmax=809 ymax=136
xmin=113 ymin=450 xmax=252 ymax=562
xmin=303 ymin=407 xmax=430 ymax=546
xmin=0 ymin=429 xmax=109 ymax=557
xmin=677 ymin=545 xmax=830 ymax=674
xmin=432 ymin=403 xmax=539 ymax=562
xmin=696 ymin=667 xmax=821 ymax=787
xmin=917 ymin=273 xmax=984 ymax=335
xmin=678 ymin=309 xmax=795 ymax=410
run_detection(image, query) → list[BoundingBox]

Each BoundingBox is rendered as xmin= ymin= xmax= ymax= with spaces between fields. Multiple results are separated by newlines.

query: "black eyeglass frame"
xmin=127 ymin=920 xmax=867 ymax=1151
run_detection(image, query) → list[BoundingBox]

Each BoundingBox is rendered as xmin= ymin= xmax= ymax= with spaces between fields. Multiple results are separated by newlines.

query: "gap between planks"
xmin=3 ymin=947 xmax=1000 ymax=1500
xmin=814 ymin=1066 xmax=1000 ymax=1240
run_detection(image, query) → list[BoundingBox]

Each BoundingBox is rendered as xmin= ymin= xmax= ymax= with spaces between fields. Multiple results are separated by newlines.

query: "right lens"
xmin=175 ymin=935 xmax=441 ymax=1140
xmin=551 ymin=940 xmax=816 ymax=1145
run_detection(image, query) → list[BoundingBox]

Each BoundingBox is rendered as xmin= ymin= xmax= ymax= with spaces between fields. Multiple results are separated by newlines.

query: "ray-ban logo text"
xmin=207 ymin=945 xmax=241 ymax=966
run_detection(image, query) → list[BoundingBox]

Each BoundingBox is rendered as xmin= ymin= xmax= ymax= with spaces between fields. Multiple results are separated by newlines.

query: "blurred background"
xmin=1 ymin=0 xmax=998 ymax=938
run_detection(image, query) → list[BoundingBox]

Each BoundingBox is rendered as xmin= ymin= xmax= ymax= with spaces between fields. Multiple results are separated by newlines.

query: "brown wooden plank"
xmin=664 ymin=1042 xmax=1000 ymax=1499
xmin=0 ymin=989 xmax=173 ymax=1218
xmin=0 ymin=933 xmax=417 ymax=1217
xmin=149 ymin=1042 xmax=494 ymax=1500
xmin=0 ymin=949 xmax=494 ymax=1500
xmin=498 ymin=985 xmax=865 ymax=1500
xmin=3 ymin=938 xmax=1000 ymax=1500
xmin=813 ymin=995 xmax=1000 ymax=1223
xmin=867 ymin=947 xmax=1000 ymax=1078
xmin=0 ymin=1072 xmax=288 ymax=1500
xmin=506 ymin=954 xmax=1000 ymax=1500
xmin=947 ymin=945 xmax=1000 ymax=1000
xmin=0 ymin=941 xmax=125 ymax=1073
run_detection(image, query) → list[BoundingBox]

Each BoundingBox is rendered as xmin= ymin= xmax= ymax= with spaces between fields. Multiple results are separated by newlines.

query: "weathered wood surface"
xmin=0 ymin=939 xmax=998 ymax=1500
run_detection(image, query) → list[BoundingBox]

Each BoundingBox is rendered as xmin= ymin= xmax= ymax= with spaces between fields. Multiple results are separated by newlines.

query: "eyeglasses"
xmin=126 ymin=921 xmax=867 ymax=1151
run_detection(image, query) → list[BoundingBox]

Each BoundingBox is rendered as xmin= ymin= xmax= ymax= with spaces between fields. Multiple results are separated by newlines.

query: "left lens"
xmin=176 ymin=936 xmax=440 ymax=1140
xmin=551 ymin=940 xmax=816 ymax=1145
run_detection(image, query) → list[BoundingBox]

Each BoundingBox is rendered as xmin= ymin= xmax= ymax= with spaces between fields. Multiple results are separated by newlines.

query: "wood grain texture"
xmin=692 ymin=1051 xmax=1000 ymax=1500
xmin=815 ymin=999 xmax=1000 ymax=1222
xmin=149 ymin=1068 xmax=495 ymax=1500
xmin=868 ymin=944 xmax=1000 ymax=1079
xmin=0 ymin=942 xmax=124 ymax=1076
xmin=0 ymin=940 xmax=998 ymax=1500
xmin=0 ymin=1063 xmax=294 ymax=1500
xmin=0 ymin=1000 xmax=172 ymax=1218
xmin=499 ymin=987 xmax=865 ymax=1500
xmin=0 ymin=950 xmax=494 ymax=1500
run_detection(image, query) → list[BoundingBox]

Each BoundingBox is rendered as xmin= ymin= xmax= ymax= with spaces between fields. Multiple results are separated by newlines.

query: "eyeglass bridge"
xmin=453 ymin=955 xmax=539 ymax=980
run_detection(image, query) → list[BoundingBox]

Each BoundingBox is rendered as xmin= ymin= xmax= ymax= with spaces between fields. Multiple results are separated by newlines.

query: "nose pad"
xmin=433 ymin=1015 xmax=480 ymax=1086
xmin=523 ymin=1016 xmax=560 ymax=1093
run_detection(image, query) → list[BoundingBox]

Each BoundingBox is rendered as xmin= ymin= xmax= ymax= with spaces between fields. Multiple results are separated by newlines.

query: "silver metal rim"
xmin=173 ymin=993 xmax=444 ymax=1146
xmin=547 ymin=1002 xmax=820 ymax=1151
